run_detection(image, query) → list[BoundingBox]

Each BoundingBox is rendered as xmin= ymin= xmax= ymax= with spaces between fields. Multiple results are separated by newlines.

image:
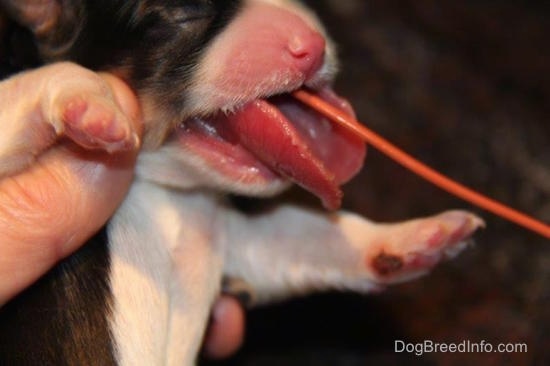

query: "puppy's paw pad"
xmin=366 ymin=210 xmax=484 ymax=283
xmin=425 ymin=210 xmax=485 ymax=250
xmin=58 ymin=95 xmax=139 ymax=152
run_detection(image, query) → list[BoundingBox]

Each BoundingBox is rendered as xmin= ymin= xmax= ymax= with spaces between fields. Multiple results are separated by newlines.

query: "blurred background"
xmin=203 ymin=1 xmax=549 ymax=365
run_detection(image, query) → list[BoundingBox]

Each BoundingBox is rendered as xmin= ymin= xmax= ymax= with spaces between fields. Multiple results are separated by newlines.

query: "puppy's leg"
xmin=223 ymin=205 xmax=483 ymax=304
xmin=0 ymin=62 xmax=139 ymax=177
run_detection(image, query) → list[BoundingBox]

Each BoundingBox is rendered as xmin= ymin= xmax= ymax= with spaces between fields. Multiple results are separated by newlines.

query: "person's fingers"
xmin=0 ymin=74 xmax=142 ymax=305
xmin=203 ymin=296 xmax=246 ymax=359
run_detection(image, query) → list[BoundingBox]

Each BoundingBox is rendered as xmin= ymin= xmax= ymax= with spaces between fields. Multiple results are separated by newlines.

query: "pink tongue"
xmin=220 ymin=94 xmax=366 ymax=210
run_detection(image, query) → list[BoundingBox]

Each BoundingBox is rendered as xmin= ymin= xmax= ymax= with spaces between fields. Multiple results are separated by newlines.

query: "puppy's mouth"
xmin=177 ymin=87 xmax=366 ymax=210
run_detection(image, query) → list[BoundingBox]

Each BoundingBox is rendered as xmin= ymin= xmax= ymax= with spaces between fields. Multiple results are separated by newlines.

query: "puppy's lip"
xmin=176 ymin=116 xmax=282 ymax=187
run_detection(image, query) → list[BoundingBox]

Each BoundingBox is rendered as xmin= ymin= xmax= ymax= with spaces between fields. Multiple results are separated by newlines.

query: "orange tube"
xmin=293 ymin=89 xmax=550 ymax=239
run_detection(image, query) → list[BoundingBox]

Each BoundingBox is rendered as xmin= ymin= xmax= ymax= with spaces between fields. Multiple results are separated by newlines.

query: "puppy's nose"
xmin=287 ymin=31 xmax=326 ymax=79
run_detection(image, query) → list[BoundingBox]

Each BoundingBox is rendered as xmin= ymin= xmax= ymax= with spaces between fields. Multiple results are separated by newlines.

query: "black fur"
xmin=2 ymin=0 xmax=243 ymax=110
xmin=0 ymin=229 xmax=116 ymax=366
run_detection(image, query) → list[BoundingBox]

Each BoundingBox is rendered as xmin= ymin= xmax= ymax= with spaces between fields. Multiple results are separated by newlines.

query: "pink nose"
xmin=198 ymin=1 xmax=331 ymax=108
xmin=227 ymin=0 xmax=327 ymax=82
xmin=287 ymin=30 xmax=326 ymax=79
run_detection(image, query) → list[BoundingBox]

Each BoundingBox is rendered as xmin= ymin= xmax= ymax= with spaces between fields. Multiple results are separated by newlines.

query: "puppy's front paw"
xmin=363 ymin=210 xmax=484 ymax=284
xmin=46 ymin=64 xmax=140 ymax=153
xmin=0 ymin=62 xmax=140 ymax=178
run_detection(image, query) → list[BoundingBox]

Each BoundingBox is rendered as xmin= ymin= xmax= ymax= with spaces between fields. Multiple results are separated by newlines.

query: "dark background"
xmin=204 ymin=1 xmax=549 ymax=365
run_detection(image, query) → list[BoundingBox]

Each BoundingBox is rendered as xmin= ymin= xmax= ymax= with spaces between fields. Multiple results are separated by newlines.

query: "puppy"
xmin=0 ymin=1 xmax=483 ymax=365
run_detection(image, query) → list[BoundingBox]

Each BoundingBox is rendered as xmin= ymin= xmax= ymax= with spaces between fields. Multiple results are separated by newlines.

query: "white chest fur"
xmin=108 ymin=181 xmax=225 ymax=366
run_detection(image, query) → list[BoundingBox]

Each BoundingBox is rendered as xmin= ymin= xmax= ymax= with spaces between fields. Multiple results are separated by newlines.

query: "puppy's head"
xmin=3 ymin=0 xmax=366 ymax=209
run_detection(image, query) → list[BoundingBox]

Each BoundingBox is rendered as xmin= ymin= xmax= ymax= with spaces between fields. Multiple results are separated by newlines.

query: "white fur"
xmin=108 ymin=183 xmax=224 ymax=366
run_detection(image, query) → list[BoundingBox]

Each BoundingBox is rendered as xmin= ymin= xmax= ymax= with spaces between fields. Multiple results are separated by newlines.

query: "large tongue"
xmin=216 ymin=89 xmax=366 ymax=210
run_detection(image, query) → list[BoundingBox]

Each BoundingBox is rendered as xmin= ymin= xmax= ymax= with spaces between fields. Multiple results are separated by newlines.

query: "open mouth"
xmin=177 ymin=87 xmax=366 ymax=210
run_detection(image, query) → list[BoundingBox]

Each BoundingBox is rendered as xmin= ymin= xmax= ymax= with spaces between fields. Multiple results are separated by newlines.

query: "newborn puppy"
xmin=0 ymin=0 xmax=483 ymax=365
